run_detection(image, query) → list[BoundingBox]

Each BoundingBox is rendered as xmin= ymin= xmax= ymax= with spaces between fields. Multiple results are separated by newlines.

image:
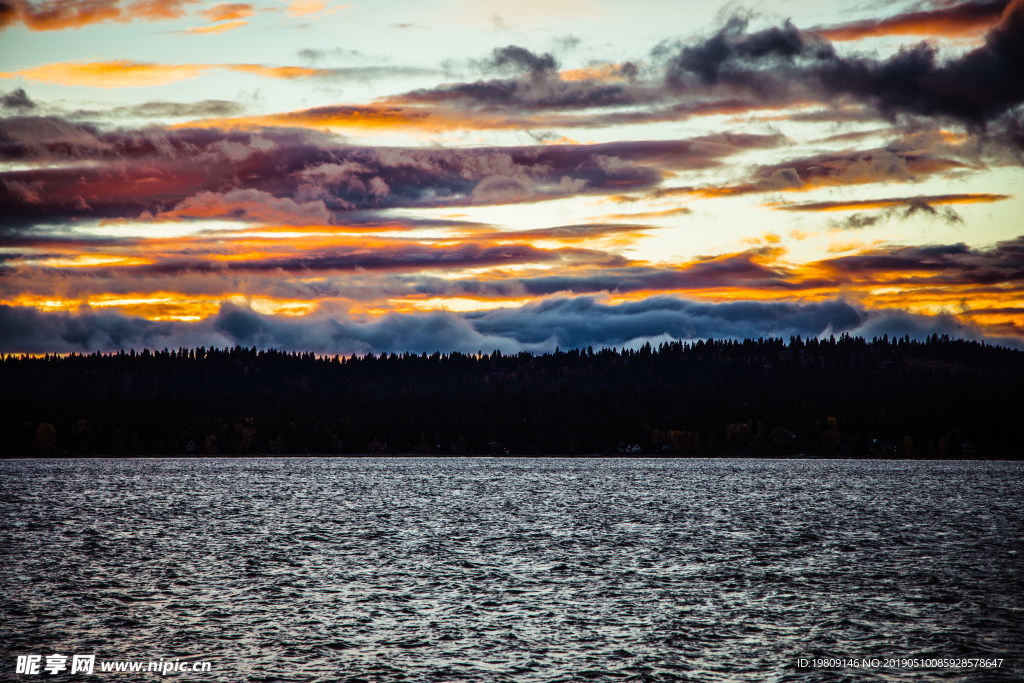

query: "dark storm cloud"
xmin=389 ymin=43 xmax=658 ymax=111
xmin=730 ymin=146 xmax=961 ymax=197
xmin=298 ymin=48 xmax=372 ymax=62
xmin=418 ymin=266 xmax=788 ymax=299
xmin=1 ymin=87 xmax=35 ymax=110
xmin=826 ymin=201 xmax=966 ymax=230
xmin=845 ymin=308 xmax=986 ymax=342
xmin=483 ymin=45 xmax=558 ymax=77
xmin=661 ymin=1 xmax=1024 ymax=128
xmin=318 ymin=66 xmax=444 ymax=81
xmin=0 ymin=120 xmax=773 ymax=227
xmin=775 ymin=193 xmax=1011 ymax=212
xmin=0 ymin=115 xmax=308 ymax=162
xmin=393 ymin=77 xmax=658 ymax=110
xmin=814 ymin=0 xmax=1010 ymax=41
xmin=820 ymin=236 xmax=1024 ymax=285
xmin=71 ymin=99 xmax=246 ymax=119
xmin=131 ymin=242 xmax=623 ymax=276
xmin=0 ymin=304 xmax=223 ymax=354
xmin=493 ymin=223 xmax=656 ymax=240
xmin=619 ymin=144 xmax=967 ymax=205
xmin=663 ymin=17 xmax=830 ymax=89
xmin=376 ymin=3 xmax=1024 ymax=135
xmin=775 ymin=193 xmax=1010 ymax=230
xmin=815 ymin=5 xmax=1024 ymax=127
xmin=5 ymin=296 xmax=1009 ymax=355
xmin=394 ymin=247 xmax=827 ymax=301
xmin=465 ymin=297 xmax=865 ymax=348
xmin=521 ymin=253 xmax=816 ymax=295
xmin=393 ymin=46 xmax=652 ymax=111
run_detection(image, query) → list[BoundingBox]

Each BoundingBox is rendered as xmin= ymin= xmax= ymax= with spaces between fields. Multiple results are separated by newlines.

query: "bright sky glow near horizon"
xmin=1 ymin=0 xmax=1022 ymax=354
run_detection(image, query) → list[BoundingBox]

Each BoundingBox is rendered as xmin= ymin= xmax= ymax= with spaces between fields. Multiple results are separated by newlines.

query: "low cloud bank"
xmin=1 ymin=296 xmax=1014 ymax=355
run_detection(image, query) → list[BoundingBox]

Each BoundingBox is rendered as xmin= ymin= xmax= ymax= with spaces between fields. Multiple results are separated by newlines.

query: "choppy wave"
xmin=1 ymin=457 xmax=1022 ymax=681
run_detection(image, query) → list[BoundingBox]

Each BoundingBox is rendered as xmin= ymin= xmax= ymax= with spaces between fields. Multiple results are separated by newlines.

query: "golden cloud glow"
xmin=284 ymin=0 xmax=348 ymax=17
xmin=182 ymin=20 xmax=249 ymax=34
xmin=816 ymin=4 xmax=1005 ymax=42
xmin=180 ymin=97 xmax=815 ymax=135
xmin=202 ymin=3 xmax=254 ymax=21
xmin=599 ymin=207 xmax=692 ymax=221
xmin=1 ymin=60 xmax=333 ymax=87
xmin=559 ymin=63 xmax=632 ymax=82
xmin=0 ymin=61 xmax=210 ymax=88
xmin=772 ymin=193 xmax=1011 ymax=212
xmin=33 ymin=255 xmax=155 ymax=268
xmin=1 ymin=0 xmax=197 ymax=32
xmin=227 ymin=64 xmax=322 ymax=79
xmin=2 ymin=0 xmax=1023 ymax=357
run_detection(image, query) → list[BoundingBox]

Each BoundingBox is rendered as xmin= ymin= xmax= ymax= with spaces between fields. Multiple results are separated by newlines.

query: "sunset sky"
xmin=1 ymin=0 xmax=1022 ymax=354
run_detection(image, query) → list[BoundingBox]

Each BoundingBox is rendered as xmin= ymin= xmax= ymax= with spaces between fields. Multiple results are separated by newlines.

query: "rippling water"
xmin=1 ymin=458 xmax=1022 ymax=681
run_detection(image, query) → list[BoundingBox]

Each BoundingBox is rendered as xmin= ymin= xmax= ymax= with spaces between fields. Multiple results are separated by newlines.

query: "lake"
xmin=1 ymin=457 xmax=1022 ymax=681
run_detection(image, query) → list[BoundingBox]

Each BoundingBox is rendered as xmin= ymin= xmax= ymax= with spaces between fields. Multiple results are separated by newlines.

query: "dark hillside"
xmin=2 ymin=334 xmax=1021 ymax=457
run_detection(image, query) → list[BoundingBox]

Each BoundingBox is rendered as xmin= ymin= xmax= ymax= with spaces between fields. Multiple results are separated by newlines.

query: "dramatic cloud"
xmin=173 ymin=242 xmax=619 ymax=275
xmin=2 ymin=61 xmax=206 ymax=87
xmin=191 ymin=91 xmax=805 ymax=132
xmin=815 ymin=2 xmax=1024 ymax=126
xmin=233 ymin=4 xmax=1021 ymax=139
xmin=1 ymin=296 xmax=1014 ymax=355
xmin=664 ymin=17 xmax=824 ymax=89
xmin=2 ymin=3 xmax=1021 ymax=352
xmin=818 ymin=236 xmax=1024 ymax=287
xmin=1 ymin=58 xmax=443 ymax=88
xmin=72 ymin=99 xmax=245 ymax=119
xmin=660 ymin=2 xmax=1024 ymax=127
xmin=384 ymin=46 xmax=664 ymax=116
xmin=0 ymin=60 xmax=342 ymax=87
xmin=1 ymin=87 xmax=35 ymax=110
xmin=774 ymin=192 xmax=1011 ymax=228
xmin=0 ymin=120 xmax=783 ymax=225
xmin=158 ymin=188 xmax=332 ymax=225
xmin=389 ymin=78 xmax=662 ymax=112
xmin=815 ymin=0 xmax=1010 ymax=41
xmin=773 ymin=193 xmax=1011 ymax=212
xmin=483 ymin=45 xmax=559 ymax=77
xmin=624 ymin=146 xmax=969 ymax=204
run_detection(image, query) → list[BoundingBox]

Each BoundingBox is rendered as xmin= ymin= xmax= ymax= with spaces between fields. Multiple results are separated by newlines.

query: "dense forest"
xmin=2 ymin=334 xmax=1022 ymax=458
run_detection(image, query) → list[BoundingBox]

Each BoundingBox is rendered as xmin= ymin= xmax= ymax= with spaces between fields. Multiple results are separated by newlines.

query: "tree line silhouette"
xmin=2 ymin=334 xmax=1021 ymax=458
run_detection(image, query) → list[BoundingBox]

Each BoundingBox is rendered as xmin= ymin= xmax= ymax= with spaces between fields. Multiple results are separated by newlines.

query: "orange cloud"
xmin=0 ymin=60 xmax=209 ymax=87
xmin=201 ymin=2 xmax=254 ymax=21
xmin=559 ymin=62 xmax=634 ymax=82
xmin=5 ymin=223 xmax=1022 ymax=341
xmin=815 ymin=0 xmax=1009 ymax=41
xmin=0 ymin=0 xmax=197 ymax=31
xmin=284 ymin=0 xmax=348 ymax=17
xmin=1 ymin=60 xmax=332 ymax=87
xmin=227 ymin=64 xmax=322 ymax=79
xmin=182 ymin=19 xmax=248 ymax=34
xmin=599 ymin=207 xmax=692 ymax=221
xmin=2 ymin=292 xmax=319 ymax=322
xmin=773 ymin=193 xmax=1011 ymax=212
xmin=158 ymin=189 xmax=332 ymax=225
xmin=182 ymin=104 xmax=459 ymax=133
xmin=286 ymin=0 xmax=325 ymax=16
xmin=540 ymin=136 xmax=582 ymax=146
xmin=625 ymin=150 xmax=971 ymax=204
xmin=182 ymin=98 xmax=803 ymax=135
